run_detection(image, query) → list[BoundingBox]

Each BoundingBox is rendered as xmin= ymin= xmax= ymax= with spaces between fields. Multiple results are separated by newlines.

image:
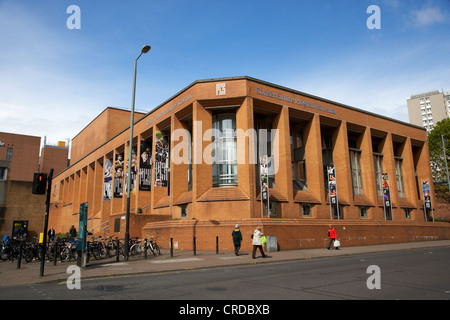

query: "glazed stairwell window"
xmin=373 ymin=152 xmax=384 ymax=197
xmin=212 ymin=113 xmax=237 ymax=186
xmin=291 ymin=125 xmax=307 ymax=191
xmin=395 ymin=156 xmax=406 ymax=199
xmin=349 ymin=147 xmax=364 ymax=195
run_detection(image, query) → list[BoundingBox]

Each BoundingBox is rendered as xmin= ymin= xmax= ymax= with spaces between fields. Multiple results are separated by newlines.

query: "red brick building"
xmin=0 ymin=132 xmax=69 ymax=239
xmin=47 ymin=77 xmax=450 ymax=251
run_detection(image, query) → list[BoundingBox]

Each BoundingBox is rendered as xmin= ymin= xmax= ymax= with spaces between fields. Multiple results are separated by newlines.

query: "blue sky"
xmin=1 ymin=0 xmax=449 ymax=149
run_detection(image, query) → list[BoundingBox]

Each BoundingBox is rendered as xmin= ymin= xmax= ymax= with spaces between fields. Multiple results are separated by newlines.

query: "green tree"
xmin=428 ymin=118 xmax=450 ymax=203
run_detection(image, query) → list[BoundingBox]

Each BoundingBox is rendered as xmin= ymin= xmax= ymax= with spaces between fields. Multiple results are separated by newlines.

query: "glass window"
xmin=322 ymin=132 xmax=334 ymax=193
xmin=0 ymin=167 xmax=7 ymax=181
xmin=254 ymin=117 xmax=275 ymax=189
xmin=395 ymin=157 xmax=405 ymax=199
xmin=114 ymin=218 xmax=121 ymax=233
xmin=291 ymin=125 xmax=307 ymax=191
xmin=212 ymin=113 xmax=237 ymax=186
xmin=359 ymin=206 xmax=368 ymax=218
xmin=332 ymin=205 xmax=343 ymax=219
xmin=269 ymin=201 xmax=277 ymax=217
xmin=302 ymin=203 xmax=311 ymax=216
xmin=350 ymin=148 xmax=363 ymax=195
xmin=6 ymin=148 xmax=13 ymax=161
xmin=404 ymin=209 xmax=411 ymax=219
xmin=373 ymin=153 xmax=384 ymax=197
xmin=180 ymin=205 xmax=188 ymax=218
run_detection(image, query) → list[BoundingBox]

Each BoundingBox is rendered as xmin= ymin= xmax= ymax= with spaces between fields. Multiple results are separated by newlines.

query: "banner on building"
xmin=421 ymin=178 xmax=434 ymax=222
xmin=114 ymin=152 xmax=124 ymax=198
xmin=260 ymin=155 xmax=270 ymax=218
xmin=139 ymin=139 xmax=152 ymax=191
xmin=260 ymin=155 xmax=268 ymax=200
xmin=154 ymin=131 xmax=169 ymax=187
xmin=327 ymin=165 xmax=337 ymax=206
xmin=421 ymin=178 xmax=432 ymax=210
xmin=125 ymin=145 xmax=137 ymax=195
xmin=381 ymin=173 xmax=391 ymax=208
xmin=103 ymin=157 xmax=113 ymax=201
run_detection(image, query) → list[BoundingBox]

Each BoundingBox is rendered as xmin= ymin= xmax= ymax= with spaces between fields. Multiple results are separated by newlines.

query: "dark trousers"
xmin=252 ymin=245 xmax=266 ymax=258
xmin=327 ymin=238 xmax=336 ymax=249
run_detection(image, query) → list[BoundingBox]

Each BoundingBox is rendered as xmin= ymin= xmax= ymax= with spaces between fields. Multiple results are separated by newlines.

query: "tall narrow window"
xmin=188 ymin=125 xmax=193 ymax=191
xmin=212 ymin=113 xmax=237 ymax=186
xmin=349 ymin=148 xmax=363 ymax=195
xmin=254 ymin=116 xmax=275 ymax=189
xmin=6 ymin=148 xmax=13 ymax=161
xmin=373 ymin=153 xmax=384 ymax=197
xmin=291 ymin=125 xmax=307 ymax=191
xmin=395 ymin=157 xmax=405 ymax=198
xmin=0 ymin=167 xmax=7 ymax=181
xmin=322 ymin=132 xmax=333 ymax=193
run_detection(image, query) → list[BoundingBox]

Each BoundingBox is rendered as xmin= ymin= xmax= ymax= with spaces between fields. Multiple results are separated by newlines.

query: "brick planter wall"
xmin=142 ymin=218 xmax=450 ymax=252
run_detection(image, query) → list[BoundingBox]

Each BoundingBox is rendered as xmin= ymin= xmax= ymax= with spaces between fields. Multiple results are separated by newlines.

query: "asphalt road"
xmin=1 ymin=246 xmax=449 ymax=304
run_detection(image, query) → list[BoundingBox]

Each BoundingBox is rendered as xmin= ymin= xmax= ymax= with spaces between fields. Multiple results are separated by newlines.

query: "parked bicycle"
xmin=60 ymin=240 xmax=78 ymax=262
xmin=147 ymin=235 xmax=160 ymax=256
xmin=0 ymin=238 xmax=31 ymax=262
xmin=86 ymin=236 xmax=107 ymax=262
xmin=129 ymin=238 xmax=146 ymax=256
xmin=104 ymin=236 xmax=118 ymax=258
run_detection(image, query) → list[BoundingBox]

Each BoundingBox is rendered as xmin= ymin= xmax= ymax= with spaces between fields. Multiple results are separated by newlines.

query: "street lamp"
xmin=441 ymin=133 xmax=450 ymax=192
xmin=124 ymin=45 xmax=151 ymax=261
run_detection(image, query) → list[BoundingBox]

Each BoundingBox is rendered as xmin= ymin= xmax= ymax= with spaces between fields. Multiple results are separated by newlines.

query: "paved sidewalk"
xmin=1 ymin=240 xmax=449 ymax=287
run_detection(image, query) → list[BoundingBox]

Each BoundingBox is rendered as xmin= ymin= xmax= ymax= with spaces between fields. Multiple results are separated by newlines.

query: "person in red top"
xmin=327 ymin=225 xmax=338 ymax=250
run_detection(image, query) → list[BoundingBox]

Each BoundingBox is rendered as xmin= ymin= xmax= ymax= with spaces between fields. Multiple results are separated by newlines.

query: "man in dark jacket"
xmin=232 ymin=224 xmax=243 ymax=256
xmin=69 ymin=225 xmax=77 ymax=242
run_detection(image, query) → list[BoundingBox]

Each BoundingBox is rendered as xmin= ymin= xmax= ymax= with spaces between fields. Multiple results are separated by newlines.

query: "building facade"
xmin=0 ymin=132 xmax=69 ymax=239
xmin=48 ymin=77 xmax=450 ymax=251
xmin=407 ymin=89 xmax=450 ymax=132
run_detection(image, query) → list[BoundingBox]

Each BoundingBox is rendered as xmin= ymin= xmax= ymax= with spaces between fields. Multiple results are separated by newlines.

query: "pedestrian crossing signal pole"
xmin=38 ymin=168 xmax=53 ymax=277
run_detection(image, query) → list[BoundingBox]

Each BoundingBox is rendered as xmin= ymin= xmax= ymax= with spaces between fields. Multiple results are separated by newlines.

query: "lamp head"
xmin=141 ymin=45 xmax=151 ymax=54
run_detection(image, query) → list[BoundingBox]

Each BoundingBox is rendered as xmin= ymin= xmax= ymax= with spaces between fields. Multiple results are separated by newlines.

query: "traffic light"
xmin=32 ymin=172 xmax=47 ymax=195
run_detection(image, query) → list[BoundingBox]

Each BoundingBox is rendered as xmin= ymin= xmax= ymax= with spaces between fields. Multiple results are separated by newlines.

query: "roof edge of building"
xmin=56 ymin=76 xmax=426 ymax=178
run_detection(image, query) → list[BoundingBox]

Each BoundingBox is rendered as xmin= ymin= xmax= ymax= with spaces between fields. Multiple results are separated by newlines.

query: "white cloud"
xmin=409 ymin=6 xmax=446 ymax=27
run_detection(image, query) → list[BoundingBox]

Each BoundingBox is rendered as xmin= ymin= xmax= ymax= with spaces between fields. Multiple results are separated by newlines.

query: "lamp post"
xmin=124 ymin=45 xmax=151 ymax=261
xmin=441 ymin=133 xmax=450 ymax=192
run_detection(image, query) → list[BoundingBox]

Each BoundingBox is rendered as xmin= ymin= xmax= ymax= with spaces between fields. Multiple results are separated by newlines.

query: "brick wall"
xmin=0 ymin=180 xmax=46 ymax=239
xmin=142 ymin=218 xmax=450 ymax=252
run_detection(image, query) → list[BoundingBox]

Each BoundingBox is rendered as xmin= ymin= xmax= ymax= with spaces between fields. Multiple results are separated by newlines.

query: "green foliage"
xmin=434 ymin=183 xmax=450 ymax=204
xmin=427 ymin=118 xmax=450 ymax=183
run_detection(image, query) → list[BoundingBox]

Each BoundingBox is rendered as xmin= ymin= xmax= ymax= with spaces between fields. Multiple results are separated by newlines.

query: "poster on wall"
xmin=139 ymin=139 xmax=152 ymax=191
xmin=103 ymin=157 xmax=113 ymax=201
xmin=125 ymin=145 xmax=137 ymax=195
xmin=113 ymin=152 xmax=124 ymax=198
xmin=327 ymin=165 xmax=337 ymax=206
xmin=154 ymin=131 xmax=169 ymax=187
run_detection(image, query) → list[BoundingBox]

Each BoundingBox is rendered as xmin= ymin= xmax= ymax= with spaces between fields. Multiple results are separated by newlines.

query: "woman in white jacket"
xmin=252 ymin=226 xmax=267 ymax=259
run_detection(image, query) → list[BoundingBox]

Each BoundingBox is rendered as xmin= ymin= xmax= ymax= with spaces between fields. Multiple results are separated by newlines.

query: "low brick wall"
xmin=142 ymin=218 xmax=450 ymax=252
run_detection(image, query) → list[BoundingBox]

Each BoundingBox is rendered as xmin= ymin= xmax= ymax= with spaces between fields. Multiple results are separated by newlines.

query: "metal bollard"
xmin=170 ymin=237 xmax=173 ymax=257
xmin=17 ymin=241 xmax=24 ymax=269
xmin=216 ymin=236 xmax=219 ymax=254
xmin=115 ymin=238 xmax=120 ymax=262
xmin=144 ymin=238 xmax=147 ymax=259
xmin=193 ymin=236 xmax=196 ymax=256
xmin=53 ymin=241 xmax=57 ymax=265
